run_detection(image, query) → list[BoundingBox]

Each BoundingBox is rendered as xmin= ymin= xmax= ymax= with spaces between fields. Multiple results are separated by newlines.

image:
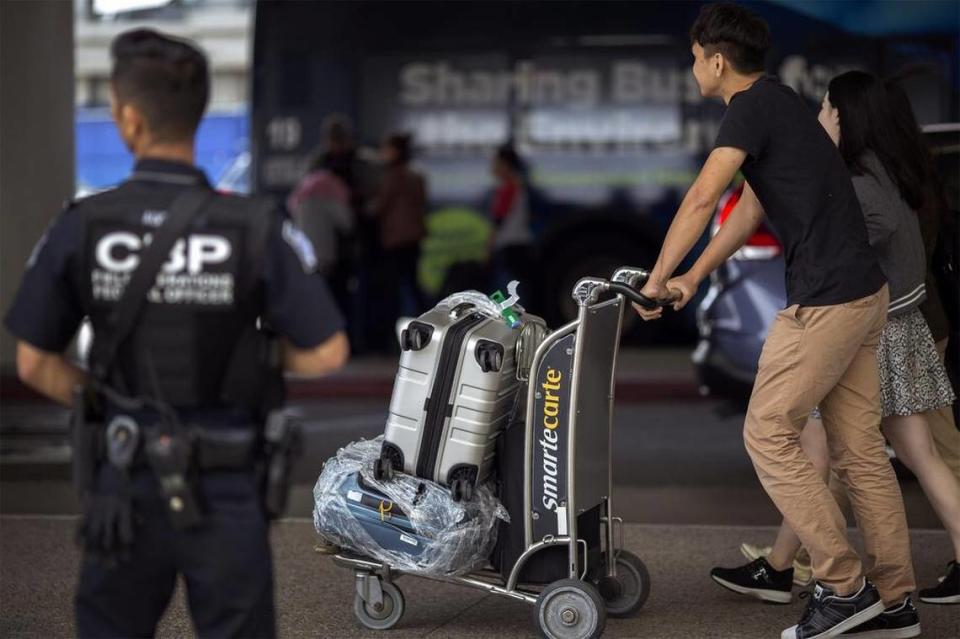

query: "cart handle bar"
xmin=607 ymin=281 xmax=679 ymax=310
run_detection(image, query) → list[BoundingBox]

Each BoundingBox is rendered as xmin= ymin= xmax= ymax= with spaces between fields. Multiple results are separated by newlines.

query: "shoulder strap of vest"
xmin=89 ymin=186 xmax=214 ymax=381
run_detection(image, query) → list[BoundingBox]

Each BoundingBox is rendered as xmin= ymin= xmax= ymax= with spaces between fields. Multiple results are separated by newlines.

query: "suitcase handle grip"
xmin=448 ymin=302 xmax=476 ymax=319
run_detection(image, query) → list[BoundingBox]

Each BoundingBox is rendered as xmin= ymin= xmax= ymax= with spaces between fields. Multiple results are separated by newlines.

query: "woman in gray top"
xmin=821 ymin=72 xmax=957 ymax=605
xmin=713 ymin=72 xmax=959 ymax=618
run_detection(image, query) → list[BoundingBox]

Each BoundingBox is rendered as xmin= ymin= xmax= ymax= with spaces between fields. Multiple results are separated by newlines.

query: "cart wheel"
xmin=535 ymin=578 xmax=606 ymax=639
xmin=354 ymin=580 xmax=405 ymax=631
xmin=595 ymin=550 xmax=650 ymax=618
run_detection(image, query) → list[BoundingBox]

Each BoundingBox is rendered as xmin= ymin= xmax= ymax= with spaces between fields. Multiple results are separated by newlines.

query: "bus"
xmin=251 ymin=0 xmax=957 ymax=337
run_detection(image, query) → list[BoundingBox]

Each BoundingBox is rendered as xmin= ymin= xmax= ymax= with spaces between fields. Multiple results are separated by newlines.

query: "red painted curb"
xmin=1 ymin=378 xmax=46 ymax=402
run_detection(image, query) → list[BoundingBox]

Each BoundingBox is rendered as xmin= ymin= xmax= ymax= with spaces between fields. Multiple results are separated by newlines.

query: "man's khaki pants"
xmin=744 ymin=286 xmax=916 ymax=604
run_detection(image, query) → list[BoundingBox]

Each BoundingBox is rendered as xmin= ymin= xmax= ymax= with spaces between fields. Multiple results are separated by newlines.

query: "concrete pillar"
xmin=0 ymin=1 xmax=75 ymax=367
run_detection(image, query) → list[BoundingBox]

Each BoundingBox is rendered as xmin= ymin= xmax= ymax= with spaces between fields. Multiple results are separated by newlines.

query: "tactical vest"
xmin=79 ymin=180 xmax=276 ymax=411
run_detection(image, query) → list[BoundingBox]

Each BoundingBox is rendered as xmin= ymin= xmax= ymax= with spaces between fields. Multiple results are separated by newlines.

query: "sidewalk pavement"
xmin=1 ymin=517 xmax=955 ymax=639
xmin=0 ymin=348 xmax=703 ymax=404
xmin=291 ymin=347 xmax=700 ymax=401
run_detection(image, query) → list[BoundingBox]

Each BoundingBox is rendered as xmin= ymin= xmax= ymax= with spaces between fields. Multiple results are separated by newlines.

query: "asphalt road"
xmin=1 ymin=398 xmax=954 ymax=638
xmin=2 ymin=518 xmax=956 ymax=639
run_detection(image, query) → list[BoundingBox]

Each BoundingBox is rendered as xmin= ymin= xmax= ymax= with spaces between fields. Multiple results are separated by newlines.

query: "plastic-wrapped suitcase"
xmin=376 ymin=302 xmax=527 ymax=500
xmin=313 ymin=437 xmax=510 ymax=574
xmin=338 ymin=472 xmax=429 ymax=558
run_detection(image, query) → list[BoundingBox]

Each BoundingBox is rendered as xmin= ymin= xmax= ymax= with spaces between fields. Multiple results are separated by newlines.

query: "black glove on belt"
xmin=77 ymin=464 xmax=135 ymax=564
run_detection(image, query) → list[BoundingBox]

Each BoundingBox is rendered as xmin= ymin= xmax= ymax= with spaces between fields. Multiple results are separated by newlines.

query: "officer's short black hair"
xmin=689 ymin=3 xmax=770 ymax=74
xmin=110 ymin=28 xmax=209 ymax=142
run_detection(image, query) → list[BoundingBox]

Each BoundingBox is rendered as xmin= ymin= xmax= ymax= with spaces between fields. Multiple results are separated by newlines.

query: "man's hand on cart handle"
xmin=632 ymin=279 xmax=682 ymax=321
xmin=664 ymin=271 xmax=700 ymax=311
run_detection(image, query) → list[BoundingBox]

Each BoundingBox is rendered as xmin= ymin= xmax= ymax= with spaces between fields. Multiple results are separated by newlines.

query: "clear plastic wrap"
xmin=437 ymin=280 xmax=524 ymax=320
xmin=313 ymin=437 xmax=509 ymax=576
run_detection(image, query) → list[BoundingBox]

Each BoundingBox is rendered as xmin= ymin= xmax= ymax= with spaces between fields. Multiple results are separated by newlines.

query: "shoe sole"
xmin=781 ymin=600 xmax=885 ymax=639
xmin=739 ymin=543 xmax=812 ymax=588
xmin=918 ymin=593 xmax=960 ymax=604
xmin=841 ymin=623 xmax=921 ymax=639
xmin=711 ymin=574 xmax=793 ymax=604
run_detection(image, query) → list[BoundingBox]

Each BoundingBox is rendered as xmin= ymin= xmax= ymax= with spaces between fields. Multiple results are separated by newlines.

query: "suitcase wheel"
xmin=447 ymin=465 xmax=478 ymax=502
xmin=476 ymin=341 xmax=505 ymax=373
xmin=450 ymin=478 xmax=473 ymax=502
xmin=376 ymin=444 xmax=404 ymax=482
xmin=400 ymin=322 xmax=433 ymax=352
xmin=373 ymin=456 xmax=395 ymax=482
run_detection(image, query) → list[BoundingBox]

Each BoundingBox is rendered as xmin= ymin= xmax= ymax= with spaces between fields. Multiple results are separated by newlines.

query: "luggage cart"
xmin=331 ymin=267 xmax=670 ymax=639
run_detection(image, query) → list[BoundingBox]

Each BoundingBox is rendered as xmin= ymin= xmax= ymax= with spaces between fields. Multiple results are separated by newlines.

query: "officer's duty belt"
xmin=191 ymin=427 xmax=259 ymax=470
xmin=100 ymin=425 xmax=259 ymax=471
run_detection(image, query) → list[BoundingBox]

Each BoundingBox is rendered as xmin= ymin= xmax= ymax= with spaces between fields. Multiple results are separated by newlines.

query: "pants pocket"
xmin=842 ymin=289 xmax=880 ymax=309
xmin=757 ymin=305 xmax=804 ymax=371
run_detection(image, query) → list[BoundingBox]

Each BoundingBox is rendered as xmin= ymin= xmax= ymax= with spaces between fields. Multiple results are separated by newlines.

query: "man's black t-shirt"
xmin=715 ymin=76 xmax=885 ymax=306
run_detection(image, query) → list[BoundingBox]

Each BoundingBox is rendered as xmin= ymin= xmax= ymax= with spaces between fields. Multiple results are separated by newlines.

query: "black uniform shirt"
xmin=714 ymin=76 xmax=886 ymax=307
xmin=5 ymin=158 xmax=343 ymax=365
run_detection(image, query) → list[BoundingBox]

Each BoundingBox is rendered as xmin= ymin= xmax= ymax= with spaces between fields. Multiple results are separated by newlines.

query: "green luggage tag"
xmin=490 ymin=280 xmax=522 ymax=328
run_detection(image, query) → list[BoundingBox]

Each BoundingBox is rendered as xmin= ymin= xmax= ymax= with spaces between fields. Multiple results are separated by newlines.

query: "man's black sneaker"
xmin=710 ymin=557 xmax=793 ymax=604
xmin=781 ymin=579 xmax=884 ymax=639
xmin=918 ymin=559 xmax=959 ymax=604
xmin=841 ymin=597 xmax=921 ymax=639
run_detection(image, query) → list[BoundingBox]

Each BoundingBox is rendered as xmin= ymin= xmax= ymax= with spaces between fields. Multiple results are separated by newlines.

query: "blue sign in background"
xmin=75 ymin=107 xmax=249 ymax=192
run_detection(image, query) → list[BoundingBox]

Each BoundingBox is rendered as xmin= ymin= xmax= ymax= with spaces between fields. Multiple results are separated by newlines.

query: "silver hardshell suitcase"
xmin=375 ymin=302 xmax=527 ymax=500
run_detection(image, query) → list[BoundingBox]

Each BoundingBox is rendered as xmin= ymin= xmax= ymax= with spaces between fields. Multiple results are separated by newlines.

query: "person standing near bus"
xmin=490 ymin=144 xmax=534 ymax=290
xmin=287 ymin=163 xmax=354 ymax=276
xmin=368 ymin=132 xmax=428 ymax=347
xmin=634 ymin=4 xmax=916 ymax=638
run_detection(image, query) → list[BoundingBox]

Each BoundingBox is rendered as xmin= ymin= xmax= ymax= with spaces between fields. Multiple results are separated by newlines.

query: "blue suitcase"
xmin=336 ymin=472 xmax=431 ymax=558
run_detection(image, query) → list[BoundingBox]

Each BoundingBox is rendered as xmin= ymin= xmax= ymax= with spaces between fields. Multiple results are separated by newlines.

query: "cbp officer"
xmin=4 ymin=29 xmax=349 ymax=638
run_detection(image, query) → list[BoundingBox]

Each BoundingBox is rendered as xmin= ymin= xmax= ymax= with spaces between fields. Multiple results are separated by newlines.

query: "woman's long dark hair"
xmin=827 ymin=70 xmax=932 ymax=212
